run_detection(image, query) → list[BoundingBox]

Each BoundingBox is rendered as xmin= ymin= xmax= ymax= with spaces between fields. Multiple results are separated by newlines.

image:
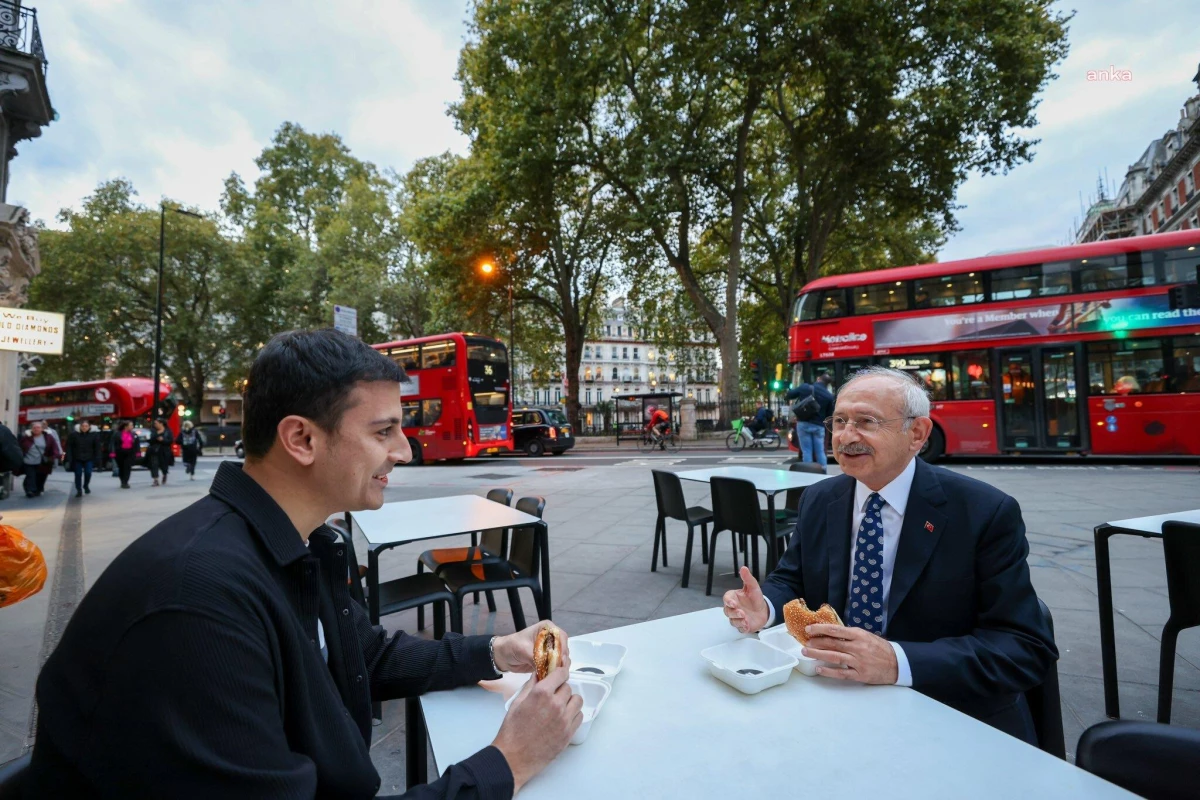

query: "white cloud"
xmin=8 ymin=0 xmax=473 ymax=225
xmin=940 ymin=0 xmax=1200 ymax=262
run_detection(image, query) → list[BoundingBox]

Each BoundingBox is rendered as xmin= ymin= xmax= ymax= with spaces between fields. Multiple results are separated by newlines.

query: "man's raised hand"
xmin=722 ymin=566 xmax=770 ymax=634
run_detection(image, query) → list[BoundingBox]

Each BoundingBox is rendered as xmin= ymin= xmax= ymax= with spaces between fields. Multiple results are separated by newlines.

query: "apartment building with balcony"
xmin=1076 ymin=63 xmax=1200 ymax=243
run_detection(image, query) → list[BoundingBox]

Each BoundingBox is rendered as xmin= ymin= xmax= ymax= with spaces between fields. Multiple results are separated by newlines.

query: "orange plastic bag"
xmin=0 ymin=524 xmax=47 ymax=608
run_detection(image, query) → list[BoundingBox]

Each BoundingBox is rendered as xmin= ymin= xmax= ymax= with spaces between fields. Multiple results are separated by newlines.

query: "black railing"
xmin=0 ymin=5 xmax=46 ymax=70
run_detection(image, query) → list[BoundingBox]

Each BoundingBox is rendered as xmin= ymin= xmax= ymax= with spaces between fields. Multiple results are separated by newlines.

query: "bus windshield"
xmin=466 ymin=337 xmax=510 ymax=422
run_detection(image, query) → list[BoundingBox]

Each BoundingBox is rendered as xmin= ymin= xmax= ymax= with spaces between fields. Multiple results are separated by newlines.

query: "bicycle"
xmin=637 ymin=427 xmax=682 ymax=455
xmin=725 ymin=418 xmax=782 ymax=452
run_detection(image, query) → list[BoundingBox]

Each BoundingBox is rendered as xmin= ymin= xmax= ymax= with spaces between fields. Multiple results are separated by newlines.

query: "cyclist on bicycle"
xmin=748 ymin=402 xmax=773 ymax=438
xmin=646 ymin=405 xmax=670 ymax=439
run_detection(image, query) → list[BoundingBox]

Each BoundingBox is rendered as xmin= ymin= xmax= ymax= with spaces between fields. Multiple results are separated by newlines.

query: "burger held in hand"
xmin=533 ymin=624 xmax=564 ymax=681
xmin=783 ymin=599 xmax=843 ymax=646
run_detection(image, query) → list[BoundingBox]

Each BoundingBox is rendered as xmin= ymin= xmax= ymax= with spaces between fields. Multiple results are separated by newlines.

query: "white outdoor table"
xmin=346 ymin=494 xmax=547 ymax=789
xmin=676 ymin=466 xmax=830 ymax=577
xmin=421 ymin=608 xmax=1132 ymax=798
xmin=1094 ymin=508 xmax=1200 ymax=719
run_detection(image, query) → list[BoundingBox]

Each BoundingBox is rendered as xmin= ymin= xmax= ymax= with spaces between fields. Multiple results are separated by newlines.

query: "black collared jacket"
xmin=27 ymin=462 xmax=513 ymax=799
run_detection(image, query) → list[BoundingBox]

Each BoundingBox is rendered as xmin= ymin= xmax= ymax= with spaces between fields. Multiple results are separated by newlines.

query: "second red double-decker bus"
xmin=789 ymin=229 xmax=1200 ymax=459
xmin=18 ymin=377 xmax=184 ymax=458
xmin=371 ymin=333 xmax=514 ymax=463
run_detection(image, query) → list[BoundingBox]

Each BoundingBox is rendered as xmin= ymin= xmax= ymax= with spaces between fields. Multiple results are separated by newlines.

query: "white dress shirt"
xmin=763 ymin=457 xmax=916 ymax=686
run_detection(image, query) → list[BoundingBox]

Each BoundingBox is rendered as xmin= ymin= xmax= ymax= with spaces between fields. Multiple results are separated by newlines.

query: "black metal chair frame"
xmin=1026 ymin=598 xmax=1065 ymax=759
xmin=706 ymin=477 xmax=789 ymax=595
xmin=333 ymin=519 xmax=460 ymax=639
xmin=1077 ymin=719 xmax=1200 ymax=800
xmin=436 ymin=497 xmax=548 ymax=631
xmin=650 ymin=470 xmax=713 ymax=589
xmin=416 ymin=488 xmax=514 ymax=630
xmin=1158 ymin=521 xmax=1200 ymax=723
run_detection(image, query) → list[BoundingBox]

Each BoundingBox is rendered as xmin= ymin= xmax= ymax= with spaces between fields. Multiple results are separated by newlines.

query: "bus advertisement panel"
xmin=372 ymin=333 xmax=514 ymax=463
xmin=788 ymin=230 xmax=1200 ymax=459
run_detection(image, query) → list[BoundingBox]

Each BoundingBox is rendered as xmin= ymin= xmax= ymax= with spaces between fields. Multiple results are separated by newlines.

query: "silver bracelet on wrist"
xmin=489 ymin=636 xmax=501 ymax=675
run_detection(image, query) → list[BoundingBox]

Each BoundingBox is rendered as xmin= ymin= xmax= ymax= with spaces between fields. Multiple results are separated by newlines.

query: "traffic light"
xmin=749 ymin=359 xmax=761 ymax=384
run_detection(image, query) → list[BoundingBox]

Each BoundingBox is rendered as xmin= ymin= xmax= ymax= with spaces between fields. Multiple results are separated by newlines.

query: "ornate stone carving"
xmin=0 ymin=203 xmax=40 ymax=308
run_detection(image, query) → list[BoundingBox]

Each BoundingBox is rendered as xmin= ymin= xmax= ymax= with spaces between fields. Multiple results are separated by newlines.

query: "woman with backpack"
xmin=179 ymin=421 xmax=203 ymax=480
xmin=786 ymin=371 xmax=834 ymax=468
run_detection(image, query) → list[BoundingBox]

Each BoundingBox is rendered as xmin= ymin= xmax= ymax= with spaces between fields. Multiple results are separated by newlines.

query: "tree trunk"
xmin=562 ymin=319 xmax=584 ymax=433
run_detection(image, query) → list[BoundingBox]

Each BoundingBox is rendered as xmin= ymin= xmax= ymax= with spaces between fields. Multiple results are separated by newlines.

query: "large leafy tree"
xmin=745 ymin=0 xmax=1070 ymax=331
xmin=456 ymin=2 xmax=618 ymax=428
xmin=30 ymin=179 xmax=241 ymax=411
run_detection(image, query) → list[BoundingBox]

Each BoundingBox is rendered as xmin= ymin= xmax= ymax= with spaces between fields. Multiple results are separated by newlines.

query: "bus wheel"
xmin=525 ymin=439 xmax=545 ymax=457
xmin=920 ymin=425 xmax=945 ymax=463
xmin=406 ymin=438 xmax=423 ymax=466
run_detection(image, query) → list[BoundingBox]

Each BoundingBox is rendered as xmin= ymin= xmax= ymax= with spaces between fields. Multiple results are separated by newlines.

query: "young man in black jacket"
xmin=28 ymin=329 xmax=582 ymax=798
xmin=65 ymin=420 xmax=104 ymax=498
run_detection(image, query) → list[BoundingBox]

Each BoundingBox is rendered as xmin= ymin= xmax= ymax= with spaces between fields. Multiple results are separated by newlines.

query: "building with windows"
xmin=518 ymin=297 xmax=722 ymax=432
xmin=1076 ymin=64 xmax=1200 ymax=243
xmin=0 ymin=2 xmax=53 ymax=433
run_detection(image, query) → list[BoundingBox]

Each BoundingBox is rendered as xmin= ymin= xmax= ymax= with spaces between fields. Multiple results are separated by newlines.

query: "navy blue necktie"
xmin=849 ymin=492 xmax=885 ymax=633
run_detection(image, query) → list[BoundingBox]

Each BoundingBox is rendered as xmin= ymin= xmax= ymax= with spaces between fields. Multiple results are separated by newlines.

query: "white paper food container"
xmin=699 ymin=638 xmax=797 ymax=694
xmin=505 ymin=676 xmax=612 ymax=744
xmin=757 ymin=624 xmax=837 ymax=677
xmin=568 ymin=640 xmax=627 ymax=684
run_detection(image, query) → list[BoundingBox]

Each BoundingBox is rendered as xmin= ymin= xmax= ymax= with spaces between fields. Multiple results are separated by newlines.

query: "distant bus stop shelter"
xmin=614 ymin=391 xmax=682 ymax=445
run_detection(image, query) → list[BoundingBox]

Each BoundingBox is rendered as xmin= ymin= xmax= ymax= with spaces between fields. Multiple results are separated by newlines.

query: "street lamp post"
xmin=479 ymin=260 xmax=516 ymax=403
xmin=154 ymin=202 xmax=203 ymax=420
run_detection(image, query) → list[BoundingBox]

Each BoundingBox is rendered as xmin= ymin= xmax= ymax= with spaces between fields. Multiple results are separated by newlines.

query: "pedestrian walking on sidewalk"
xmin=113 ymin=421 xmax=139 ymax=489
xmin=19 ymin=421 xmax=61 ymax=498
xmin=147 ymin=418 xmax=174 ymax=486
xmin=66 ymin=420 xmax=104 ymax=498
xmin=179 ymin=420 xmax=203 ymax=480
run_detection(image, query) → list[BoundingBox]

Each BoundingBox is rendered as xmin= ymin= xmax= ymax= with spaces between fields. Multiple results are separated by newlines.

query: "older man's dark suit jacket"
xmin=761 ymin=458 xmax=1057 ymax=743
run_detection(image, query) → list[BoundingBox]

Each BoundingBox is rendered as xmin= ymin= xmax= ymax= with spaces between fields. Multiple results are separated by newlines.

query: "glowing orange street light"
xmin=479 ymin=258 xmax=517 ymax=401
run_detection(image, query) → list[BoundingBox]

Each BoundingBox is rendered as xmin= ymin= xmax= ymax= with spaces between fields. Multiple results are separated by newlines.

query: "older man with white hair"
xmin=722 ymin=366 xmax=1056 ymax=744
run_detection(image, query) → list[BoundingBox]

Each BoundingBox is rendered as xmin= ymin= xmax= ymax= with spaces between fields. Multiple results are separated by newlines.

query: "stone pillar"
xmin=0 ymin=203 xmax=40 ymax=429
xmin=680 ymin=395 xmax=697 ymax=440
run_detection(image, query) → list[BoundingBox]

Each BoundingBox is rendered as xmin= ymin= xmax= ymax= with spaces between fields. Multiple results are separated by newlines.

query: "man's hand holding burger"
xmin=491 ymin=622 xmax=582 ymax=792
xmin=492 ymin=620 xmax=571 ymax=674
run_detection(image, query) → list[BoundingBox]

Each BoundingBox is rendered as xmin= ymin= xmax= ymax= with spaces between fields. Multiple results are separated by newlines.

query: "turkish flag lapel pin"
xmin=925 ymin=521 xmax=935 ymax=533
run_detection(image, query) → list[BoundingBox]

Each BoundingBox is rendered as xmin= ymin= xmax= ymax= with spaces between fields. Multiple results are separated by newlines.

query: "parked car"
xmin=512 ymin=406 xmax=575 ymax=456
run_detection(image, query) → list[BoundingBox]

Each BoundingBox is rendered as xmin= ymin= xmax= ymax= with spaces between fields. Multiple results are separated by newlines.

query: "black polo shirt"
xmin=27 ymin=462 xmax=513 ymax=799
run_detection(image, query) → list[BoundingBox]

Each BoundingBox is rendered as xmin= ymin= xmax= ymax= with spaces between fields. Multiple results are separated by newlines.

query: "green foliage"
xmin=29 ymin=180 xmax=239 ymax=409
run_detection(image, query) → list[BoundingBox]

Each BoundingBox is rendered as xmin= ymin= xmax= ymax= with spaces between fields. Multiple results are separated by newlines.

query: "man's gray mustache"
xmin=837 ymin=444 xmax=874 ymax=455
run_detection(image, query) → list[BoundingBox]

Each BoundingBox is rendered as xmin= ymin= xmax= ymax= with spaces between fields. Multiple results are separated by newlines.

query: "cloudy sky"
xmin=10 ymin=0 xmax=1200 ymax=264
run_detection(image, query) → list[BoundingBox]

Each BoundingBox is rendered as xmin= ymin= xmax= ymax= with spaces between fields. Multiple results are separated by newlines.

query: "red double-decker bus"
xmin=788 ymin=230 xmax=1200 ymax=459
xmin=371 ymin=333 xmax=514 ymax=464
xmin=18 ymin=378 xmax=183 ymax=456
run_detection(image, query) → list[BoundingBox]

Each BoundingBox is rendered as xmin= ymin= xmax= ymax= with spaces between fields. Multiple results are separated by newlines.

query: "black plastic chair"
xmin=1158 ymin=521 xmax=1200 ymax=723
xmin=1026 ymin=598 xmax=1065 ymax=759
xmin=762 ymin=461 xmax=826 ymax=531
xmin=416 ymin=488 xmax=513 ymax=629
xmin=706 ymin=477 xmax=787 ymax=595
xmin=650 ymin=470 xmax=712 ymax=589
xmin=1077 ymin=720 xmax=1200 ymax=799
xmin=0 ymin=752 xmax=29 ymax=800
xmin=332 ymin=518 xmax=460 ymax=638
xmin=438 ymin=497 xmax=548 ymax=631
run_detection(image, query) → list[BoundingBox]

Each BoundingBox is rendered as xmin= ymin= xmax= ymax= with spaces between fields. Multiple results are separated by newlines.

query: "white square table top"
xmin=1103 ymin=508 xmax=1200 ymax=536
xmin=420 ymin=607 xmax=1131 ymax=799
xmin=676 ymin=465 xmax=830 ymax=495
xmin=347 ymin=494 xmax=541 ymax=546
